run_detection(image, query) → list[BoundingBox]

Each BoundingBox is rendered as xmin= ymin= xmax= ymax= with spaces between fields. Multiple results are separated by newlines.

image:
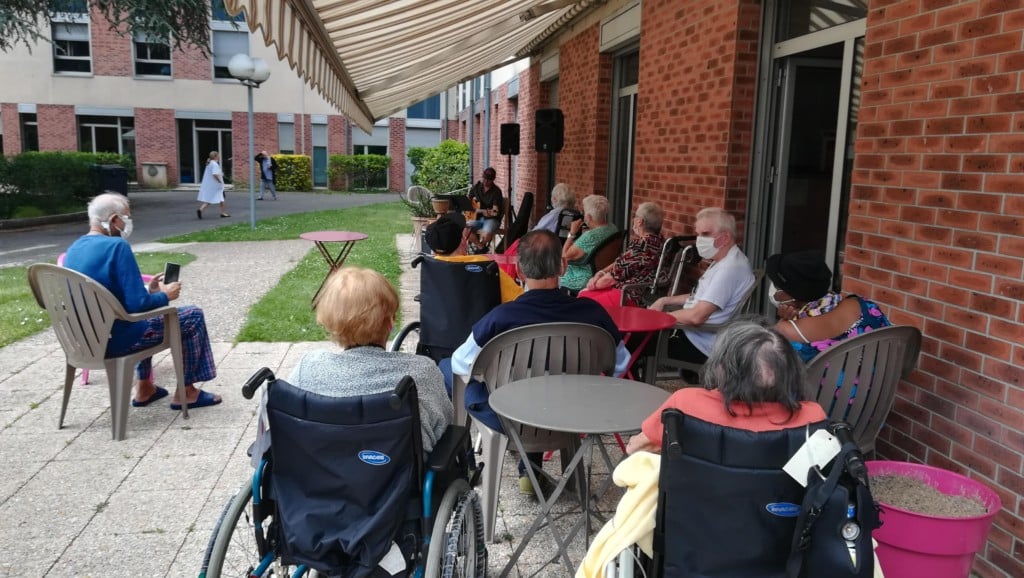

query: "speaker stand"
xmin=546 ymin=150 xmax=556 ymax=211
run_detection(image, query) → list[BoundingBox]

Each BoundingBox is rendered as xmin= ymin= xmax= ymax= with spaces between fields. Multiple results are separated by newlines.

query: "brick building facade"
xmin=458 ymin=1 xmax=1024 ymax=575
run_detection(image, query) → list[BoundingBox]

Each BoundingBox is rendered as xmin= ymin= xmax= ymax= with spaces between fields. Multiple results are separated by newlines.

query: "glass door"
xmin=759 ymin=18 xmax=865 ymax=290
xmin=608 ymin=49 xmax=639 ymax=231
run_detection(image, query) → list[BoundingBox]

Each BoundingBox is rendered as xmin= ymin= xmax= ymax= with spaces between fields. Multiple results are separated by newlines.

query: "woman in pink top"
xmin=627 ymin=320 xmax=826 ymax=454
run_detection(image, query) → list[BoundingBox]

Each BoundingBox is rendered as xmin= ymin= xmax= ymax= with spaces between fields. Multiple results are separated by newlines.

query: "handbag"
xmin=786 ymin=422 xmax=881 ymax=578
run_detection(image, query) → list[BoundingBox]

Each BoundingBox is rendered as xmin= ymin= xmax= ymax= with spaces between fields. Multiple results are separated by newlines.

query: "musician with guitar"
xmin=466 ymin=167 xmax=504 ymax=254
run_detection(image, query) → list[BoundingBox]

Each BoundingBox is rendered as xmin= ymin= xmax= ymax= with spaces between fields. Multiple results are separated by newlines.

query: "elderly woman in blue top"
xmin=64 ymin=193 xmax=221 ymax=409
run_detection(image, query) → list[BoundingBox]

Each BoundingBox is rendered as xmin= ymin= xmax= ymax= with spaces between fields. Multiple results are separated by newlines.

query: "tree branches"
xmin=0 ymin=0 xmax=214 ymax=54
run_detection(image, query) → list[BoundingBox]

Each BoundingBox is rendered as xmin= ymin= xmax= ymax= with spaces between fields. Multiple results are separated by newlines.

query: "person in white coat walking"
xmin=196 ymin=151 xmax=229 ymax=219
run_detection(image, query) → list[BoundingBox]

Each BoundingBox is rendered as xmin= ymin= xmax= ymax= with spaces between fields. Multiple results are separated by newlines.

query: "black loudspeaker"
xmin=500 ymin=123 xmax=520 ymax=156
xmin=535 ymin=108 xmax=564 ymax=153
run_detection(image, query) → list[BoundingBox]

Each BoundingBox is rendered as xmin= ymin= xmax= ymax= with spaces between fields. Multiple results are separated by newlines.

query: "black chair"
xmin=495 ymin=191 xmax=534 ymax=253
xmin=201 ymin=369 xmax=486 ymax=578
xmin=582 ymin=230 xmax=625 ymax=276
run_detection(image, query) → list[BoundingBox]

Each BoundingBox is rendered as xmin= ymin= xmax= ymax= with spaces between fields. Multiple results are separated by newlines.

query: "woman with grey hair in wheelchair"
xmin=580 ymin=321 xmax=828 ymax=577
xmin=287 ymin=266 xmax=453 ymax=451
xmin=626 ymin=319 xmax=825 ymax=455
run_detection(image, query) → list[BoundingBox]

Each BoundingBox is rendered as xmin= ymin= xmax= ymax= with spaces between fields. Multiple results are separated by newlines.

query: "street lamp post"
xmin=228 ymin=54 xmax=271 ymax=230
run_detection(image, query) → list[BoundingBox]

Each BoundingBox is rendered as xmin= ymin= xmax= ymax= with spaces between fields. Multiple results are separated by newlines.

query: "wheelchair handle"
xmin=242 ymin=367 xmax=276 ymax=399
xmin=411 ymin=256 xmax=424 ymax=268
xmin=390 ymin=375 xmax=416 ymax=408
xmin=828 ymin=421 xmax=868 ymax=487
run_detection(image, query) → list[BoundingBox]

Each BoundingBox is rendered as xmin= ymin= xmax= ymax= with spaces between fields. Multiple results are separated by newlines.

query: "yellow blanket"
xmin=576 ymin=451 xmax=661 ymax=578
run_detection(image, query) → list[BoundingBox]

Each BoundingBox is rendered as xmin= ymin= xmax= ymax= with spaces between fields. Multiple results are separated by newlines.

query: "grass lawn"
xmin=0 ymin=252 xmax=197 ymax=348
xmin=162 ymin=202 xmax=408 ymax=342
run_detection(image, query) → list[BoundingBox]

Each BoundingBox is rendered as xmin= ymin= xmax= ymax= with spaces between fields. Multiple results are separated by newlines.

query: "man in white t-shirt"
xmin=650 ymin=207 xmax=755 ymax=364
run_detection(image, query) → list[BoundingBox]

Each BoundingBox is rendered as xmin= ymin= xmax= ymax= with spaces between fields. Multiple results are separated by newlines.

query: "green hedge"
xmin=328 ymin=154 xmax=390 ymax=190
xmin=0 ymin=151 xmax=135 ymax=219
xmin=273 ymin=154 xmax=312 ymax=191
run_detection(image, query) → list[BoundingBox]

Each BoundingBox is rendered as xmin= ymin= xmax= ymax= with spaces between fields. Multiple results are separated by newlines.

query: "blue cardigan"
xmin=64 ymin=235 xmax=168 ymax=355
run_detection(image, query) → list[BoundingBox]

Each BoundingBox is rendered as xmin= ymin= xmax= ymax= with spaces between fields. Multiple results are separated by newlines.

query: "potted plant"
xmin=402 ymin=185 xmax=436 ymax=253
xmin=866 ymin=460 xmax=1001 ymax=578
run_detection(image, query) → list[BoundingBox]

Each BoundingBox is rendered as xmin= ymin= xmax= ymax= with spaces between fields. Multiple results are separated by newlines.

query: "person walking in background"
xmin=255 ymin=150 xmax=278 ymax=200
xmin=197 ymin=151 xmax=229 ymax=219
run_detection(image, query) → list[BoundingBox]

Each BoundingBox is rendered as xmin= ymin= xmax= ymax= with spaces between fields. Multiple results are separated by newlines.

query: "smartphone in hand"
xmin=163 ymin=262 xmax=181 ymax=284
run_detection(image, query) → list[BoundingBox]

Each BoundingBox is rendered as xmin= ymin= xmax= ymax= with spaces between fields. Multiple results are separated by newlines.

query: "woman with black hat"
xmin=766 ymin=250 xmax=891 ymax=362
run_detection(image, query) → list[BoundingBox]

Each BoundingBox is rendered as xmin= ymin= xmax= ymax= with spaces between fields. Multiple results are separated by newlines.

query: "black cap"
xmin=425 ymin=213 xmax=465 ymax=255
xmin=482 ymin=167 xmax=496 ymax=180
xmin=765 ymin=251 xmax=832 ymax=302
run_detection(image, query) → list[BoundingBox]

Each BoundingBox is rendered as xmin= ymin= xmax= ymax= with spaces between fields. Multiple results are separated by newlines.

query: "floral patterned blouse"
xmin=609 ymin=232 xmax=665 ymax=305
xmin=791 ymin=294 xmax=891 ymax=363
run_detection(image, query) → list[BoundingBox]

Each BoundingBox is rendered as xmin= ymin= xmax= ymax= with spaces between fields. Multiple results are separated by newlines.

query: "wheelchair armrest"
xmin=427 ymin=424 xmax=470 ymax=473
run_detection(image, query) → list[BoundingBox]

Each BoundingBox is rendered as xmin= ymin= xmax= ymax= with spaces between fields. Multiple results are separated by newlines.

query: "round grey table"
xmin=489 ymin=374 xmax=670 ymax=576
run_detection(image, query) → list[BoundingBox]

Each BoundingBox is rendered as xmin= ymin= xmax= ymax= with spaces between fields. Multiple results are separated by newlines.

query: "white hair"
xmin=636 ymin=202 xmax=664 ymax=233
xmin=581 ymin=194 xmax=610 ymax=223
xmin=551 ymin=183 xmax=576 ymax=210
xmin=695 ymin=207 xmax=736 ymax=237
xmin=87 ymin=192 xmax=129 ymax=227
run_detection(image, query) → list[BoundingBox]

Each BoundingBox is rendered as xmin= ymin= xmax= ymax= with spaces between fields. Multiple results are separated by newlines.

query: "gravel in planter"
xmin=871 ymin=474 xmax=988 ymax=517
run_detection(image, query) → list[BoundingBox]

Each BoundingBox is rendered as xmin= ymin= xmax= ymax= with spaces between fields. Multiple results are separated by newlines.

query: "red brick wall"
xmin=36 ymin=105 xmax=77 ymax=151
xmin=517 ymin=64 xmax=547 ymax=222
xmin=328 ymin=114 xmax=348 ymax=155
xmin=556 ymin=25 xmax=613 ymax=199
xmin=389 ymin=117 xmax=406 ymax=192
xmin=89 ymin=8 xmax=131 ymax=77
xmin=172 ymin=41 xmax=211 ymax=80
xmin=231 ymin=111 xmax=277 ymax=186
xmin=1 ymin=103 xmax=22 ymax=155
xmin=852 ymin=3 xmax=1024 ymax=576
xmin=632 ymin=0 xmax=760 ymax=237
xmin=134 ymin=108 xmax=176 ymax=185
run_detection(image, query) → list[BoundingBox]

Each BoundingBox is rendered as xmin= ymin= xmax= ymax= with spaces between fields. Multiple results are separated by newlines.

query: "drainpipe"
xmin=468 ymin=79 xmax=475 ymax=187
xmin=484 ymin=73 xmax=492 ymax=170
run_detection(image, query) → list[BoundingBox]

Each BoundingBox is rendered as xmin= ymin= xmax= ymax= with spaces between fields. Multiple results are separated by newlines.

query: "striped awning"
xmin=224 ymin=0 xmax=600 ymax=132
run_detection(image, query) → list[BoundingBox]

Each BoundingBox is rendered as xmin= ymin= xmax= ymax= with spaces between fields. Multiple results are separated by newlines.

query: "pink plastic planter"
xmin=867 ymin=461 xmax=1001 ymax=578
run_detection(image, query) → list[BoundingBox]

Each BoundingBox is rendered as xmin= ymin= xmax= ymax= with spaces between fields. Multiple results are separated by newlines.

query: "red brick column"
xmin=172 ymin=41 xmax=211 ymax=80
xmin=851 ymin=4 xmax=1024 ymax=576
xmin=632 ymin=0 xmax=759 ymax=237
xmin=557 ymin=25 xmax=612 ymax=198
xmin=134 ymin=108 xmax=176 ymax=185
xmin=89 ymin=8 xmax=131 ymax=77
xmin=37 ymin=105 xmax=77 ymax=151
xmin=328 ymin=114 xmax=347 ymax=155
xmin=516 ymin=64 xmax=545 ymax=222
xmin=1 ymin=103 xmax=22 ymax=155
xmin=388 ymin=117 xmax=406 ymax=192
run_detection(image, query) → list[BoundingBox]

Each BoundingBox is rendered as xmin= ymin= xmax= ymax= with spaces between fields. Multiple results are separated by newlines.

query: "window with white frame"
xmin=278 ymin=122 xmax=295 ymax=154
xmin=78 ymin=115 xmax=135 ymax=158
xmin=211 ymin=29 xmax=248 ymax=79
xmin=133 ymin=32 xmax=172 ymax=77
xmin=211 ymin=0 xmax=247 ymax=80
xmin=51 ymin=20 xmax=91 ymax=74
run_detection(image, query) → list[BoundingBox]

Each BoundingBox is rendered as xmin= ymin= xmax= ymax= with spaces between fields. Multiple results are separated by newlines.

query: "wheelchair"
xmin=391 ymin=255 xmax=501 ymax=362
xmin=199 ymin=368 xmax=486 ymax=578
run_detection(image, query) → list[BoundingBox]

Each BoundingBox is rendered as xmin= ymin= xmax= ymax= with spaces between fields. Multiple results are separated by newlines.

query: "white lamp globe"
xmin=227 ymin=53 xmax=255 ymax=79
xmin=251 ymin=58 xmax=271 ymax=83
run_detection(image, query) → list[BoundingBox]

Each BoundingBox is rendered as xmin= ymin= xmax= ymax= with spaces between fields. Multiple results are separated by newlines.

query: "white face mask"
xmin=105 ymin=215 xmax=133 ymax=239
xmin=695 ymin=235 xmax=718 ymax=259
xmin=767 ymin=281 xmax=795 ymax=307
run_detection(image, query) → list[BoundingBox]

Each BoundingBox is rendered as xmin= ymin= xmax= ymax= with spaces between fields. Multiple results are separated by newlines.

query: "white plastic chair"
xmin=28 ymin=263 xmax=188 ymax=440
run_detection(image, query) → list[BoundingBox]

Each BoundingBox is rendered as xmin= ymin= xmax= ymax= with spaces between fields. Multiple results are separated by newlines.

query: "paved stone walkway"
xmin=0 ymin=234 xmax=629 ymax=577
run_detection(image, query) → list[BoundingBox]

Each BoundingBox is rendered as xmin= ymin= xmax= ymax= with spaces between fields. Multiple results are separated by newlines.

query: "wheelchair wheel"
xmin=425 ymin=479 xmax=486 ymax=578
xmin=390 ymin=321 xmax=421 ymax=355
xmin=205 ymin=482 xmax=302 ymax=577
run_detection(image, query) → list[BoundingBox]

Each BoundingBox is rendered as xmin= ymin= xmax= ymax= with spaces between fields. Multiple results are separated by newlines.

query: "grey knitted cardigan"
xmin=287 ymin=346 xmax=454 ymax=451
